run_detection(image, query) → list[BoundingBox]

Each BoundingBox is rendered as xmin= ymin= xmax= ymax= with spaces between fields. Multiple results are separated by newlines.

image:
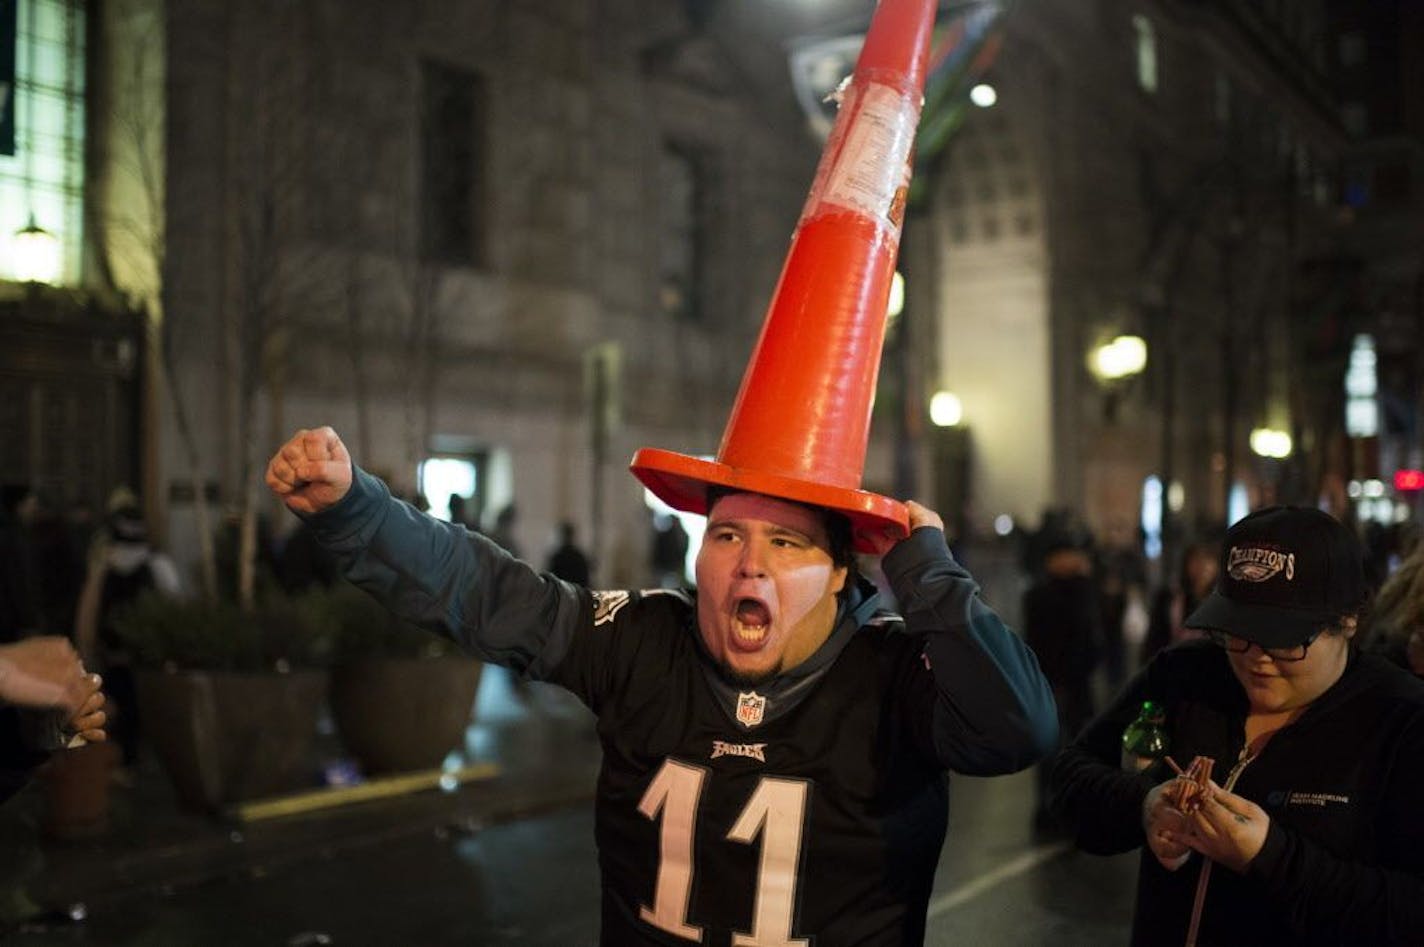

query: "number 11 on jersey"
xmin=638 ymin=758 xmax=811 ymax=946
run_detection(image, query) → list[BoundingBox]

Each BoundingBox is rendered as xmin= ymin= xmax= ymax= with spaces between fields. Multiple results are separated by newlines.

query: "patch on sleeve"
xmin=639 ymin=587 xmax=694 ymax=606
xmin=591 ymin=590 xmax=633 ymax=626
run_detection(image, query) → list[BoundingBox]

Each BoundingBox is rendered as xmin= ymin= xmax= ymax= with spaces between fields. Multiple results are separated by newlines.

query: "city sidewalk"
xmin=16 ymin=667 xmax=602 ymax=922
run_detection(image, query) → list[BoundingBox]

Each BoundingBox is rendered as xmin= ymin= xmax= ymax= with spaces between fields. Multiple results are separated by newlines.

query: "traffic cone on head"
xmin=631 ymin=0 xmax=936 ymax=552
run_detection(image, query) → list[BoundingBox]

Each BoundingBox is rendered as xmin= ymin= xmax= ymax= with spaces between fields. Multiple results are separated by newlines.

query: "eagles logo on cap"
xmin=1185 ymin=506 xmax=1366 ymax=650
xmin=1225 ymin=545 xmax=1297 ymax=583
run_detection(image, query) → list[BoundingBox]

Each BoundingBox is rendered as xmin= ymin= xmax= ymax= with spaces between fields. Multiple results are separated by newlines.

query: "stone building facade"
xmin=12 ymin=0 xmax=1414 ymax=594
xmin=917 ymin=0 xmax=1349 ymax=565
xmin=150 ymin=0 xmax=854 ymax=584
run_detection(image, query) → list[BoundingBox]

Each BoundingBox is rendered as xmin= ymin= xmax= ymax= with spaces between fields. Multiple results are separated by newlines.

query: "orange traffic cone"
xmin=631 ymin=0 xmax=935 ymax=550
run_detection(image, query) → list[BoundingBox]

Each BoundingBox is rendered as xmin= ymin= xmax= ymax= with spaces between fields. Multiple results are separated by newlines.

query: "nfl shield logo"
xmin=736 ymin=691 xmax=766 ymax=728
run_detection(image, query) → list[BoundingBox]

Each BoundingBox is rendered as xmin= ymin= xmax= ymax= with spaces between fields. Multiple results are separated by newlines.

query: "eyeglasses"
xmin=1206 ymin=629 xmax=1321 ymax=663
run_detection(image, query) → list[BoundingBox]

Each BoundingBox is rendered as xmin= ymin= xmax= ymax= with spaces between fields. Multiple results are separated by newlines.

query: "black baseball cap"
xmin=1183 ymin=505 xmax=1367 ymax=649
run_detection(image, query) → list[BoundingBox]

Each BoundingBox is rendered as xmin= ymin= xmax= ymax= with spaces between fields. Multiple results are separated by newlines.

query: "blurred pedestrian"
xmin=1051 ymin=506 xmax=1424 ymax=946
xmin=1362 ymin=539 xmax=1424 ymax=678
xmin=447 ymin=493 xmax=472 ymax=528
xmin=1021 ymin=507 xmax=1092 ymax=580
xmin=73 ymin=490 xmax=180 ymax=773
xmin=649 ymin=511 xmax=688 ymax=588
xmin=1140 ymin=540 xmax=1218 ymax=665
xmin=1096 ymin=521 xmax=1146 ymax=690
xmin=485 ymin=504 xmax=521 ymax=559
xmin=13 ymin=491 xmax=85 ymax=637
xmin=1022 ymin=534 xmax=1101 ymax=835
xmin=545 ymin=521 xmax=591 ymax=587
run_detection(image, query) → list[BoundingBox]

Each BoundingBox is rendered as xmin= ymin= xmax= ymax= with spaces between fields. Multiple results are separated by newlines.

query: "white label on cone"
xmin=815 ymin=82 xmax=918 ymax=230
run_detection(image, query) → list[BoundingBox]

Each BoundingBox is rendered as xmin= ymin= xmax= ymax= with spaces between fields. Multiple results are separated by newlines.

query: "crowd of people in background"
xmin=1015 ymin=503 xmax=1424 ymax=860
xmin=1016 ymin=505 xmax=1424 ymax=700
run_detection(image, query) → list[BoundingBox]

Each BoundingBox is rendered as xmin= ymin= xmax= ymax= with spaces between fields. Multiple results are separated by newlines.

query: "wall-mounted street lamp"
xmin=929 ymin=389 xmax=963 ymax=427
xmin=969 ymin=83 xmax=997 ymax=108
xmin=1089 ymin=334 xmax=1147 ymax=424
xmin=1090 ymin=334 xmax=1148 ymax=382
xmin=1249 ymin=427 xmax=1292 ymax=459
xmin=11 ymin=213 xmax=62 ymax=285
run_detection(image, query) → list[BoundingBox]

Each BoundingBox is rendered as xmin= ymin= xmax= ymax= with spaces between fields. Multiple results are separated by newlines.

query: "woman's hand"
xmin=1142 ymin=781 xmax=1193 ymax=871
xmin=1182 ymin=781 xmax=1270 ymax=873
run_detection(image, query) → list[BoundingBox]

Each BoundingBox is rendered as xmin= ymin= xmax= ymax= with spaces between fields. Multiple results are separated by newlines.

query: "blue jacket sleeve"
xmin=304 ymin=466 xmax=588 ymax=679
xmin=883 ymin=527 xmax=1058 ymax=775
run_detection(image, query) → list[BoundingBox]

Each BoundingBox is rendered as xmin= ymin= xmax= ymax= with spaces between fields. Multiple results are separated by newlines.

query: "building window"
xmin=1133 ymin=14 xmax=1158 ymax=94
xmin=419 ymin=61 xmax=485 ymax=266
xmin=657 ymin=142 xmax=705 ymax=321
xmin=1 ymin=0 xmax=86 ymax=285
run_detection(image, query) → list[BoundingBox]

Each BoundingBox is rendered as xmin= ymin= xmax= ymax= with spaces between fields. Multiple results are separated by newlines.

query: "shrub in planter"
xmin=325 ymin=584 xmax=483 ymax=776
xmin=112 ymin=591 xmax=337 ymax=814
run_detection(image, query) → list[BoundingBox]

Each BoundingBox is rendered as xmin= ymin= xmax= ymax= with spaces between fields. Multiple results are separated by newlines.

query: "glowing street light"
xmin=11 ymin=214 xmax=61 ymax=285
xmin=1090 ymin=334 xmax=1148 ymax=382
xmin=929 ymin=390 xmax=963 ymax=427
xmin=969 ymin=83 xmax=997 ymax=108
xmin=1249 ymin=427 xmax=1292 ymax=459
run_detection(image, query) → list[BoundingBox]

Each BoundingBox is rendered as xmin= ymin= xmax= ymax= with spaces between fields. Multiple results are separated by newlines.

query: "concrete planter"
xmin=330 ymin=656 xmax=482 ymax=775
xmin=137 ymin=668 xmax=329 ymax=814
xmin=40 ymin=740 xmax=119 ymax=839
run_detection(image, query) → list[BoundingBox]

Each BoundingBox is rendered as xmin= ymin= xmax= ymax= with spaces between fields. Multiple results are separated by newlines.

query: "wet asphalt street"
xmin=3 ymin=765 xmax=1137 ymax=946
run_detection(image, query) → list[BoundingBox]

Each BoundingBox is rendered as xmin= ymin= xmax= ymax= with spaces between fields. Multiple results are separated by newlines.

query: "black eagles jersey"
xmin=312 ymin=468 xmax=1058 ymax=947
xmin=549 ymin=587 xmax=952 ymax=945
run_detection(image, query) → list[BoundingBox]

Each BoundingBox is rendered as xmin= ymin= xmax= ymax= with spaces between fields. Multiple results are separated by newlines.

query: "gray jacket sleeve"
xmin=305 ymin=466 xmax=588 ymax=679
xmin=884 ymin=527 xmax=1059 ymax=774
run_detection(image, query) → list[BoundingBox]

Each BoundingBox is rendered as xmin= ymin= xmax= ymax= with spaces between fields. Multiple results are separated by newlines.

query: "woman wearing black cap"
xmin=1050 ymin=505 xmax=1424 ymax=947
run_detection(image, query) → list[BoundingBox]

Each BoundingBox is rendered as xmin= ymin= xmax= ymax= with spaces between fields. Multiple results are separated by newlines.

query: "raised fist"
xmin=265 ymin=426 xmax=354 ymax=515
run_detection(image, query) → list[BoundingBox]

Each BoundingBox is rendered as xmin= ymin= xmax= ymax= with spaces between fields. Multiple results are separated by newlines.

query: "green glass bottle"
xmin=1121 ymin=700 xmax=1168 ymax=772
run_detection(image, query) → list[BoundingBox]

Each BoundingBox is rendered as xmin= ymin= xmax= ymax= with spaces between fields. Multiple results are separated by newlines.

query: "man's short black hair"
xmin=705 ymin=487 xmax=857 ymax=572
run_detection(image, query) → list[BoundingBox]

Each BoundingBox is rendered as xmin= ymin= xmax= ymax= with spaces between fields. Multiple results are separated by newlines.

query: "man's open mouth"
xmin=733 ymin=597 xmax=772 ymax=646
